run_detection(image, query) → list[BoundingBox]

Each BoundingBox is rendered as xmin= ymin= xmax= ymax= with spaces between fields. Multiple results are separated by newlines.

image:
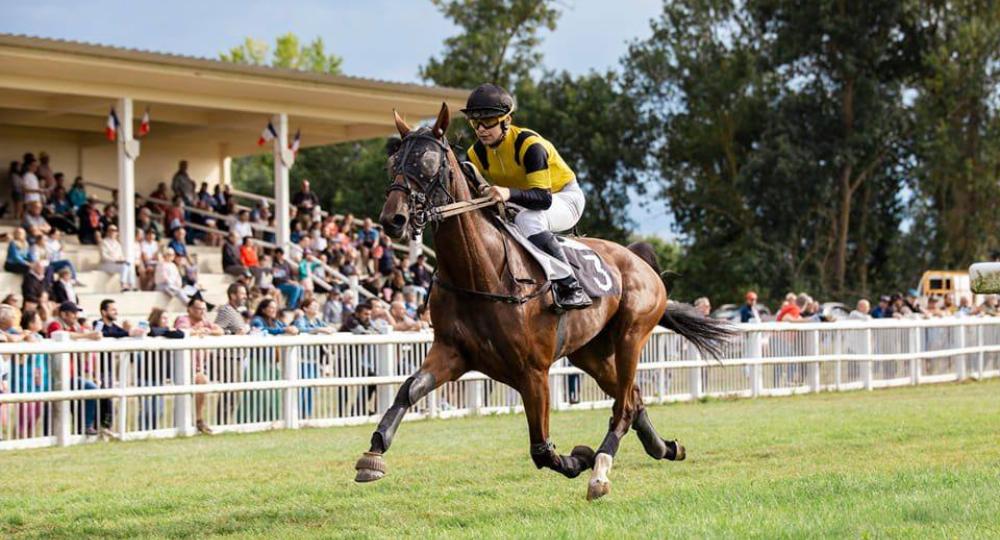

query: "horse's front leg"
xmin=520 ymin=369 xmax=595 ymax=479
xmin=354 ymin=343 xmax=465 ymax=482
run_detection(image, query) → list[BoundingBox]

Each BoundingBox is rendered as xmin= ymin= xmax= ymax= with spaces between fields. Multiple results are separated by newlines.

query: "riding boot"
xmin=527 ymin=231 xmax=592 ymax=310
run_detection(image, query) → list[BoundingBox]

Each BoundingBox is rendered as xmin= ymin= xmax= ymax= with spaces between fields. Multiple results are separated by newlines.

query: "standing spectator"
xmin=739 ymin=291 xmax=762 ymax=323
xmin=980 ymin=295 xmax=999 ymax=316
xmin=100 ymin=225 xmax=138 ymax=291
xmin=138 ymin=229 xmax=160 ymax=290
xmin=146 ymin=308 xmax=185 ymax=338
xmin=777 ymin=293 xmax=809 ymax=322
xmin=15 ymin=309 xmax=49 ymax=438
xmin=870 ymin=296 xmax=890 ymax=319
xmin=849 ymin=299 xmax=872 ymax=320
xmin=957 ymin=296 xmax=975 ymax=317
xmin=68 ymin=176 xmax=87 ymax=210
xmin=21 ymin=155 xmax=43 ymax=207
xmin=94 ymin=299 xmax=148 ymax=338
xmin=377 ymin=237 xmax=396 ymax=276
xmin=171 ymin=160 xmax=195 ymax=204
xmin=389 ymin=301 xmax=421 ymax=331
xmin=232 ymin=210 xmax=254 ymax=241
xmin=322 ymin=289 xmax=345 ymax=327
xmin=292 ymin=179 xmax=321 ymax=217
xmin=356 ymin=217 xmax=380 ymax=272
xmin=409 ymin=254 xmax=431 ymax=290
xmin=36 ymin=152 xmax=54 ymax=192
xmin=174 ymin=298 xmax=223 ymax=435
xmin=46 ymin=302 xmax=103 ymax=435
xmin=272 ymin=248 xmax=303 ymax=309
xmin=154 ymin=247 xmax=189 ymax=304
xmin=216 ymin=283 xmax=250 ymax=335
xmin=924 ymin=296 xmax=945 ymax=318
xmin=5 ymin=227 xmax=34 ymax=274
xmin=9 ymin=160 xmax=23 ymax=220
xmin=693 ymin=297 xmax=711 ymax=317
xmin=340 ymin=303 xmax=377 ymax=334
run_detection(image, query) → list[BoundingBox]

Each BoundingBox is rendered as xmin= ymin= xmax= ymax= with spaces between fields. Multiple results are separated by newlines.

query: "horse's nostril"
xmin=392 ymin=214 xmax=407 ymax=227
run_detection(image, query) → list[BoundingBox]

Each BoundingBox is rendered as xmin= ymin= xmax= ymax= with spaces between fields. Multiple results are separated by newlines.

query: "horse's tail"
xmin=627 ymin=241 xmax=735 ymax=359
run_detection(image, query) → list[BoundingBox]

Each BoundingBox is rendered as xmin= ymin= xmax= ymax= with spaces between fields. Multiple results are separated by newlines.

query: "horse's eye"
xmin=386 ymin=154 xmax=398 ymax=173
xmin=419 ymin=152 xmax=441 ymax=176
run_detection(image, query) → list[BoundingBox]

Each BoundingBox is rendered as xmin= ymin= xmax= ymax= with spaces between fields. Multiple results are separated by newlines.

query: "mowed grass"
xmin=2 ymin=380 xmax=1000 ymax=539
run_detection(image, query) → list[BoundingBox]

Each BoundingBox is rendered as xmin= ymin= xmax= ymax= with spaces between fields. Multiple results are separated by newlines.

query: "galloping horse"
xmin=353 ymin=104 xmax=732 ymax=500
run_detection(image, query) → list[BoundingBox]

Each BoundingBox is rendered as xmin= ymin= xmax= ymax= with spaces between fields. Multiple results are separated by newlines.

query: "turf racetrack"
xmin=3 ymin=379 xmax=999 ymax=538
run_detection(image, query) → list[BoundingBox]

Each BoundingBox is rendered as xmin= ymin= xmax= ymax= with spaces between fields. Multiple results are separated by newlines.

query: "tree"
xmin=420 ymin=0 xmax=560 ymax=89
xmin=221 ymin=33 xmax=343 ymax=74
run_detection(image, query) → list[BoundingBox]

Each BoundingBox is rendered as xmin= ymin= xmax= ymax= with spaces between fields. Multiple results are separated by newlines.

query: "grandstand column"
xmin=272 ymin=113 xmax=292 ymax=249
xmin=117 ymin=97 xmax=138 ymax=264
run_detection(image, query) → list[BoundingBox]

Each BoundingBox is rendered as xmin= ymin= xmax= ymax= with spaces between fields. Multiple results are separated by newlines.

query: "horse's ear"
xmin=393 ymin=109 xmax=411 ymax=137
xmin=431 ymin=102 xmax=450 ymax=138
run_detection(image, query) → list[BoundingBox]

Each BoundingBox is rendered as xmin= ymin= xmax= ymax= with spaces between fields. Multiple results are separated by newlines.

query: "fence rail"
xmin=1 ymin=318 xmax=998 ymax=451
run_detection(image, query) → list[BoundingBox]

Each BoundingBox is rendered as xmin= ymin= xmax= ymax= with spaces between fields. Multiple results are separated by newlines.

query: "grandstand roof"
xmin=0 ymin=33 xmax=468 ymax=154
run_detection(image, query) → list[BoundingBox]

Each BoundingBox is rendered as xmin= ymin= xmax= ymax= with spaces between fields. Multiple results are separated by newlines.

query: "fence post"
xmin=550 ymin=361 xmax=565 ymax=411
xmin=116 ymin=351 xmax=129 ymax=439
xmin=376 ymin=343 xmax=395 ymax=416
xmin=51 ymin=332 xmax=72 ymax=446
xmin=688 ymin=346 xmax=703 ymax=401
xmin=833 ymin=329 xmax=843 ymax=391
xmin=427 ymin=387 xmax=439 ymax=419
xmin=956 ymin=323 xmax=967 ymax=382
xmin=282 ymin=345 xmax=300 ymax=430
xmin=977 ymin=324 xmax=985 ymax=380
xmin=808 ymin=330 xmax=821 ymax=393
xmin=750 ymin=331 xmax=763 ymax=398
xmin=465 ymin=375 xmax=483 ymax=415
xmin=173 ymin=349 xmax=194 ymax=436
xmin=657 ymin=333 xmax=667 ymax=402
xmin=910 ymin=327 xmax=921 ymax=386
xmin=863 ymin=328 xmax=874 ymax=391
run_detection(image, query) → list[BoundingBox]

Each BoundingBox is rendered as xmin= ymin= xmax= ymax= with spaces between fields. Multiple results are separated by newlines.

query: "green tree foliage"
xmin=220 ymin=33 xmax=343 ymax=73
xmin=420 ymin=0 xmax=560 ymax=89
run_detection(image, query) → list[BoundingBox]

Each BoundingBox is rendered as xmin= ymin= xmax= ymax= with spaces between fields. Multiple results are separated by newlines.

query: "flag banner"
xmin=257 ymin=121 xmax=278 ymax=146
xmin=139 ymin=108 xmax=151 ymax=137
xmin=106 ymin=108 xmax=120 ymax=141
xmin=289 ymin=129 xmax=301 ymax=155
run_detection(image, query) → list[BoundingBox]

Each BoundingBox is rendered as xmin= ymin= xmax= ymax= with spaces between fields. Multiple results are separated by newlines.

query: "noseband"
xmin=385 ymin=132 xmax=456 ymax=238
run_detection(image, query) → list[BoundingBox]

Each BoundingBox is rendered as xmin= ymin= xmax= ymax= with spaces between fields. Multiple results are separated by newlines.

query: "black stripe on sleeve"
xmin=513 ymin=130 xmax=535 ymax=166
xmin=522 ymin=142 xmax=549 ymax=174
xmin=472 ymin=141 xmax=489 ymax=171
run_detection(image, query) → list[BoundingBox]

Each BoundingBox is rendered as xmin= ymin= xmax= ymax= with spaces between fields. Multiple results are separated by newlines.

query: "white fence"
xmin=1 ymin=318 xmax=999 ymax=451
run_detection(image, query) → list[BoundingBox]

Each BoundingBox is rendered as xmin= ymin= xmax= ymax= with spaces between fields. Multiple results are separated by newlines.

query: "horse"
xmin=353 ymin=103 xmax=733 ymax=500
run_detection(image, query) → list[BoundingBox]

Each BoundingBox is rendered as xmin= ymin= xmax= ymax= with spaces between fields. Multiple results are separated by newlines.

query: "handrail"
xmin=141 ymin=194 xmax=277 ymax=234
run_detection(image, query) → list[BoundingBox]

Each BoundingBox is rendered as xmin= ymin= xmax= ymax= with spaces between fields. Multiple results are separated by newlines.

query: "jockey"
xmin=462 ymin=83 xmax=591 ymax=310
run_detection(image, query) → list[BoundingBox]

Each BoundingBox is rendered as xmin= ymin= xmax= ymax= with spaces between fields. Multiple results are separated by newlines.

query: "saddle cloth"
xmin=496 ymin=217 xmax=620 ymax=298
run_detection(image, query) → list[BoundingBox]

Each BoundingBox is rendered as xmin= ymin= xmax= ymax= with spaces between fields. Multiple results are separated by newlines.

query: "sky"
xmin=0 ymin=0 xmax=672 ymax=237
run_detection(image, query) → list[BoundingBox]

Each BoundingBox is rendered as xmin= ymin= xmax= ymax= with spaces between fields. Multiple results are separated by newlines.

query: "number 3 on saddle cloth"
xmin=495 ymin=216 xmax=621 ymax=299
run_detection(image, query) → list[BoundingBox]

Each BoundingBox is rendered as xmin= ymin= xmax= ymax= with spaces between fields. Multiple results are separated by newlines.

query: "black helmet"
xmin=461 ymin=84 xmax=515 ymax=119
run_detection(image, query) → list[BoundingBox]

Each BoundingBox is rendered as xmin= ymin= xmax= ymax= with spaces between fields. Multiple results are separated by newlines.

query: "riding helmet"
xmin=461 ymin=84 xmax=516 ymax=119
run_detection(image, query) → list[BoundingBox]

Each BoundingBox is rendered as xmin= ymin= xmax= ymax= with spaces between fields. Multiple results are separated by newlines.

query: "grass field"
xmin=2 ymin=379 xmax=1000 ymax=539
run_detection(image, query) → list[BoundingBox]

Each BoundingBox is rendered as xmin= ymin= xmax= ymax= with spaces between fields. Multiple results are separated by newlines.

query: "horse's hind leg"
xmin=354 ymin=343 xmax=465 ymax=483
xmin=519 ymin=369 xmax=596 ymax=479
xmin=631 ymin=386 xmax=686 ymax=461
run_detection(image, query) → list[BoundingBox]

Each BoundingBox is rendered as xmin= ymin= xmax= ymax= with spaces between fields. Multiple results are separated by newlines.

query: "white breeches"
xmin=511 ymin=180 xmax=585 ymax=238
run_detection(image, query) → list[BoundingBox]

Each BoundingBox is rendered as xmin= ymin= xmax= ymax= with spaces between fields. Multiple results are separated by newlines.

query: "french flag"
xmin=139 ymin=108 xmax=151 ymax=137
xmin=257 ymin=121 xmax=277 ymax=146
xmin=289 ymin=129 xmax=301 ymax=155
xmin=106 ymin=108 xmax=120 ymax=141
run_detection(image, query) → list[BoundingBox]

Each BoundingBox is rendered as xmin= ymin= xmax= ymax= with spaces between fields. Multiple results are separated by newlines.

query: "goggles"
xmin=468 ymin=115 xmax=507 ymax=130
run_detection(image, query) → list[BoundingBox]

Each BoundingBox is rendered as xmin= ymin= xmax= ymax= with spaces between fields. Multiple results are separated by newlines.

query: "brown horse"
xmin=353 ymin=104 xmax=732 ymax=500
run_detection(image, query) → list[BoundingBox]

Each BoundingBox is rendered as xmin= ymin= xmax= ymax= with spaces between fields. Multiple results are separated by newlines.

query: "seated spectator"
xmin=94 ymin=299 xmax=148 ymax=338
xmin=136 ymin=207 xmax=162 ymax=239
xmin=356 ymin=217 xmax=380 ymax=272
xmin=739 ymin=291 xmax=761 ymax=323
xmin=4 ymin=227 xmax=34 ymax=274
xmin=163 ymin=196 xmax=185 ymax=232
xmin=148 ymin=182 xmax=170 ymax=213
xmin=377 ymin=237 xmax=396 ymax=277
xmin=272 ymin=248 xmax=303 ymax=309
xmin=322 ymin=289 xmax=345 ymax=328
xmin=40 ymin=229 xmax=81 ymax=285
xmin=231 ymin=210 xmax=254 ymax=241
xmin=197 ymin=182 xmax=213 ymax=208
xmin=849 ymin=299 xmax=872 ymax=320
xmin=155 ymin=247 xmax=189 ymax=304
xmin=416 ymin=304 xmax=432 ymax=328
xmin=100 ymin=225 xmax=138 ymax=292
xmin=21 ymin=261 xmax=49 ymax=307
xmin=138 ymin=229 xmax=159 ymax=290
xmin=21 ymin=201 xmax=51 ymax=236
xmin=409 ymin=254 xmax=432 ymax=291
xmin=51 ymin=268 xmax=78 ymax=305
xmin=99 ymin=203 xmax=118 ymax=234
xmin=75 ymin=196 xmax=102 ymax=245
xmin=44 ymin=186 xmax=76 ymax=234
xmin=68 ymin=176 xmax=87 ymax=209
xmin=389 ymin=300 xmax=420 ymax=331
xmin=240 ymin=236 xmax=260 ymax=268
xmin=251 ymin=298 xmax=300 ymax=336
xmin=222 ymin=231 xmax=248 ymax=278
xmin=294 ymin=297 xmax=335 ymax=334
xmin=165 ymin=226 xmax=188 ymax=259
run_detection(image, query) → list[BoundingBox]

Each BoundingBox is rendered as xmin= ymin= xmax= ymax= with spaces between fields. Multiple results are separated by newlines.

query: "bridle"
xmin=385 ymin=130 xmax=499 ymax=239
xmin=384 ymin=129 xmax=550 ymax=305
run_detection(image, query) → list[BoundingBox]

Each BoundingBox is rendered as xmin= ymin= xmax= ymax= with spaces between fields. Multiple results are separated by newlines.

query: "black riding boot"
xmin=528 ymin=231 xmax=592 ymax=310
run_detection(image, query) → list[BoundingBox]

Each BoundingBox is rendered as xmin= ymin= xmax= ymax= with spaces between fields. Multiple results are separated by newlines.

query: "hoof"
xmin=354 ymin=452 xmax=387 ymax=483
xmin=666 ymin=440 xmax=686 ymax=461
xmin=570 ymin=445 xmax=596 ymax=470
xmin=587 ymin=479 xmax=610 ymax=501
